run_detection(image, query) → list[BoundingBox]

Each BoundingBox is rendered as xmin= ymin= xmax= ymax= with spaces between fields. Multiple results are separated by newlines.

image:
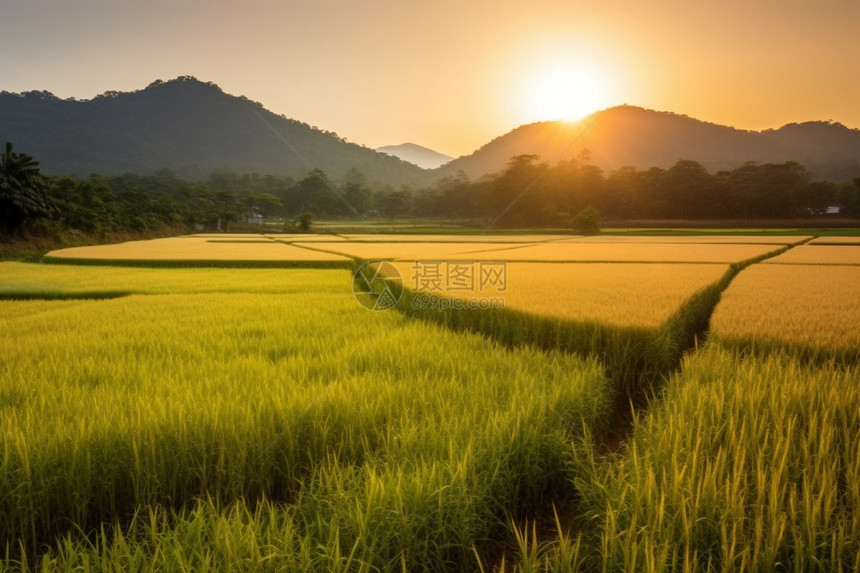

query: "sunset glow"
xmin=523 ymin=63 xmax=617 ymax=122
xmin=1 ymin=1 xmax=858 ymax=157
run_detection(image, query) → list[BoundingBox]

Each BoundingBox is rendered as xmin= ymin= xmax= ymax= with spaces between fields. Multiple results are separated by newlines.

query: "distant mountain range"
xmin=439 ymin=106 xmax=860 ymax=182
xmin=0 ymin=76 xmax=430 ymax=186
xmin=376 ymin=143 xmax=452 ymax=169
xmin=2 ymin=77 xmax=859 ymax=184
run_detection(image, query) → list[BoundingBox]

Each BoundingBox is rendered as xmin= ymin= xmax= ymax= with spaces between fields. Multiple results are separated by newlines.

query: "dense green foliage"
xmin=425 ymin=155 xmax=850 ymax=226
xmin=0 ymin=143 xmax=53 ymax=233
xmin=3 ymin=149 xmax=856 ymax=243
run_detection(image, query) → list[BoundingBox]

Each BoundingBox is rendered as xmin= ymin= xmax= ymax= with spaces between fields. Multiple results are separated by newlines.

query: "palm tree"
xmin=0 ymin=142 xmax=53 ymax=233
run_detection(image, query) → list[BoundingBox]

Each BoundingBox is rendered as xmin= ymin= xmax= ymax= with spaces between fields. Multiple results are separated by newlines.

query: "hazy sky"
xmin=2 ymin=0 xmax=858 ymax=157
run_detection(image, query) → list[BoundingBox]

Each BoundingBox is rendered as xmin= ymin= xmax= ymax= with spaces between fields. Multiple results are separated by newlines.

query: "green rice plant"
xmin=0 ymin=288 xmax=612 ymax=568
xmin=571 ymin=344 xmax=860 ymax=572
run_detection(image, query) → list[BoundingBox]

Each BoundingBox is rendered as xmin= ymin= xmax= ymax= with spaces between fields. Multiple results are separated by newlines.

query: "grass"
xmin=764 ymin=244 xmax=860 ymax=265
xmin=710 ymin=264 xmax=860 ymax=362
xmin=0 ymin=287 xmax=612 ymax=569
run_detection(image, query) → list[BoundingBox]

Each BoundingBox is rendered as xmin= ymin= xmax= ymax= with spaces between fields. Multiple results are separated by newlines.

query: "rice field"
xmin=710 ymin=264 xmax=860 ymax=360
xmin=764 ymin=244 xmax=860 ymax=265
xmin=568 ymin=345 xmax=860 ymax=571
xmin=303 ymin=241 xmax=781 ymax=263
xmin=0 ymin=262 xmax=350 ymax=298
xmin=43 ymin=237 xmax=351 ymax=265
xmin=555 ymin=235 xmax=810 ymax=244
xmin=0 ymin=288 xmax=612 ymax=570
xmin=188 ymin=233 xmax=350 ymax=242
xmin=4 ymin=232 xmax=860 ymax=571
xmin=461 ymin=243 xmax=782 ymax=263
xmin=386 ymin=261 xmax=730 ymax=328
xmin=339 ymin=234 xmax=573 ymax=243
xmin=297 ymin=241 xmax=534 ymax=261
xmin=808 ymin=236 xmax=860 ymax=245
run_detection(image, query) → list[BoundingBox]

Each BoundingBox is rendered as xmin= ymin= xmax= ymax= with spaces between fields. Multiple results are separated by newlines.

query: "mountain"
xmin=439 ymin=106 xmax=860 ymax=182
xmin=0 ymin=76 xmax=431 ymax=185
xmin=376 ymin=143 xmax=453 ymax=169
xmin=4 ymin=80 xmax=857 ymax=185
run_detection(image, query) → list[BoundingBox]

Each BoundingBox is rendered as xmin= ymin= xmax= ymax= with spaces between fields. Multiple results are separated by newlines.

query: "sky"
xmin=2 ymin=0 xmax=859 ymax=158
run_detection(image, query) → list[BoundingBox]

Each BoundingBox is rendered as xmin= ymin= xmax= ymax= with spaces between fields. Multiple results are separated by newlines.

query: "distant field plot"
xmin=764 ymin=244 xmax=860 ymax=265
xmin=385 ymin=261 xmax=730 ymax=328
xmin=187 ymin=234 xmax=274 ymax=238
xmin=555 ymin=235 xmax=810 ymax=245
xmin=461 ymin=242 xmax=780 ymax=263
xmin=711 ymin=264 xmax=860 ymax=358
xmin=340 ymin=233 xmax=573 ymax=243
xmin=0 ymin=262 xmax=350 ymax=298
xmin=44 ymin=237 xmax=351 ymax=266
xmin=189 ymin=234 xmax=347 ymax=241
xmin=303 ymin=241 xmax=535 ymax=260
xmin=267 ymin=234 xmax=348 ymax=242
xmin=808 ymin=236 xmax=860 ymax=245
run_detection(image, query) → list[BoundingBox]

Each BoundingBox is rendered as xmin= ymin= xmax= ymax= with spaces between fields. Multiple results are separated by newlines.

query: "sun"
xmin=523 ymin=63 xmax=615 ymax=123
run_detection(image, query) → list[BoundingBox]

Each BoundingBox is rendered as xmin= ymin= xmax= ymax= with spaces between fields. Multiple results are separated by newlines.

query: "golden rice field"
xmin=189 ymin=233 xmax=349 ymax=242
xmin=458 ymin=242 xmax=781 ymax=263
xmin=385 ymin=261 xmax=730 ymax=328
xmin=339 ymin=233 xmax=572 ymax=243
xmin=710 ymin=264 xmax=860 ymax=358
xmin=300 ymin=241 xmax=533 ymax=260
xmin=4 ymin=233 xmax=860 ymax=571
xmin=44 ymin=236 xmax=351 ymax=264
xmin=764 ymin=244 xmax=860 ymax=265
xmin=305 ymin=241 xmax=781 ymax=263
xmin=808 ymin=236 xmax=860 ymax=244
xmin=554 ymin=235 xmax=810 ymax=244
xmin=269 ymin=234 xmax=349 ymax=242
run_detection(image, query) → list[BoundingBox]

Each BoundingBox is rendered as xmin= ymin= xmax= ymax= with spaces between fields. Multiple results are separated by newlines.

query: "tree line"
xmin=2 ymin=142 xmax=859 ymax=238
xmin=430 ymin=154 xmax=859 ymax=226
